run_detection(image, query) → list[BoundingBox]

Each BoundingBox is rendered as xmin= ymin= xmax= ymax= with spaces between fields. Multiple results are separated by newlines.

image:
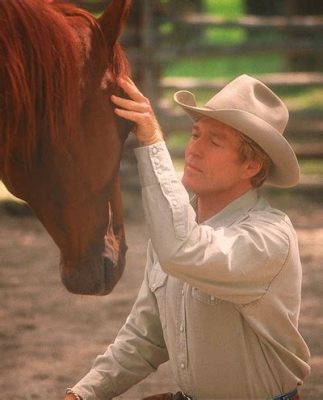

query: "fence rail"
xmin=126 ymin=43 xmax=323 ymax=64
xmin=161 ymin=72 xmax=323 ymax=91
xmin=161 ymin=14 xmax=323 ymax=31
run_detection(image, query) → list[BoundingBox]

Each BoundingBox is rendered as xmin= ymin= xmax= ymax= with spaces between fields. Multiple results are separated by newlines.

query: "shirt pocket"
xmin=149 ymin=264 xmax=168 ymax=329
xmin=190 ymin=287 xmax=241 ymax=349
xmin=191 ymin=286 xmax=224 ymax=305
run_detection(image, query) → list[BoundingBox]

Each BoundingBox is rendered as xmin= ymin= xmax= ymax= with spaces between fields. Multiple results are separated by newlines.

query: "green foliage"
xmin=205 ymin=27 xmax=246 ymax=44
xmin=203 ymin=0 xmax=244 ymax=17
xmin=166 ymin=131 xmax=189 ymax=148
xmin=164 ymin=54 xmax=284 ymax=79
xmin=300 ymin=160 xmax=323 ymax=175
xmin=163 ymin=0 xmax=284 ymax=79
xmin=283 ymin=88 xmax=323 ymax=112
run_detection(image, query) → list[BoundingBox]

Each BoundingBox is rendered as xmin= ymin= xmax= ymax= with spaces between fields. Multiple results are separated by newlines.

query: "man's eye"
xmin=211 ymin=140 xmax=220 ymax=146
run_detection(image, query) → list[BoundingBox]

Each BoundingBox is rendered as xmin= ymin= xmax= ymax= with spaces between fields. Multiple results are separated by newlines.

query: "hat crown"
xmin=205 ymin=74 xmax=289 ymax=134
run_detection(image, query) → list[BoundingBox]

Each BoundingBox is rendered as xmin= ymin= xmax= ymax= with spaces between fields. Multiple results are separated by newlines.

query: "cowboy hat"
xmin=174 ymin=74 xmax=300 ymax=188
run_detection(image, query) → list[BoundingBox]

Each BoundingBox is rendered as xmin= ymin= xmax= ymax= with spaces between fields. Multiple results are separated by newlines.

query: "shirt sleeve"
xmin=134 ymin=141 xmax=290 ymax=305
xmin=71 ymin=245 xmax=169 ymax=400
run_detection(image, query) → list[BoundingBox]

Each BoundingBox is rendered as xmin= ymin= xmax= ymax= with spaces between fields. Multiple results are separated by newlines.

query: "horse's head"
xmin=0 ymin=0 xmax=133 ymax=295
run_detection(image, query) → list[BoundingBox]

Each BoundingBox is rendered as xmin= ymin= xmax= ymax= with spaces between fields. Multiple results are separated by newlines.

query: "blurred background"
xmin=0 ymin=1 xmax=322 ymax=399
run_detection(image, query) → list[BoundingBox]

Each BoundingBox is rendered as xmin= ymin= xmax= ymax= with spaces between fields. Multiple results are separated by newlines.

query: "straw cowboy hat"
xmin=174 ymin=74 xmax=300 ymax=188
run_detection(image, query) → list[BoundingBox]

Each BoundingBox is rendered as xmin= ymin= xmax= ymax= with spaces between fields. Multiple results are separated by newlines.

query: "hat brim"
xmin=174 ymin=90 xmax=300 ymax=188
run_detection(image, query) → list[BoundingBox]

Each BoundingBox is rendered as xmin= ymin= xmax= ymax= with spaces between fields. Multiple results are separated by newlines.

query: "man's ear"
xmin=242 ymin=159 xmax=262 ymax=180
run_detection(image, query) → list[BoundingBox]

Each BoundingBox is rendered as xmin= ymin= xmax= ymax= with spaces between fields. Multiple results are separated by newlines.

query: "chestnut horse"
xmin=0 ymin=0 xmax=133 ymax=295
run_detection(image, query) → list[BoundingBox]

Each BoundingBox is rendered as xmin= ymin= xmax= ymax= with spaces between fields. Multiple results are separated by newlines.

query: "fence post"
xmin=140 ymin=0 xmax=159 ymax=106
xmin=119 ymin=0 xmax=161 ymax=221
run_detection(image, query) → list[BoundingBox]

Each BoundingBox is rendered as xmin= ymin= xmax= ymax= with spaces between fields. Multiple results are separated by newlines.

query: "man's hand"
xmin=111 ymin=77 xmax=163 ymax=146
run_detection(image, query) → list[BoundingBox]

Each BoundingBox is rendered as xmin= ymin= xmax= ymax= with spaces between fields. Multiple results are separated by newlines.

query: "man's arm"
xmin=66 ymin=250 xmax=169 ymax=400
xmin=111 ymin=78 xmax=291 ymax=305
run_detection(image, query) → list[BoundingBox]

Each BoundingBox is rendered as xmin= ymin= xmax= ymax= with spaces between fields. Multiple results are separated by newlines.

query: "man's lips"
xmin=185 ymin=162 xmax=202 ymax=173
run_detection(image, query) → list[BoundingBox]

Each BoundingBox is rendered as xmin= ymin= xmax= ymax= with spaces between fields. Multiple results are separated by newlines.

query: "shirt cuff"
xmin=134 ymin=141 xmax=178 ymax=187
xmin=66 ymin=388 xmax=83 ymax=399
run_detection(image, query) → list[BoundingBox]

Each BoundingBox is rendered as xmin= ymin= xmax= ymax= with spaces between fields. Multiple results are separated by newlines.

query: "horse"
xmin=0 ymin=0 xmax=133 ymax=295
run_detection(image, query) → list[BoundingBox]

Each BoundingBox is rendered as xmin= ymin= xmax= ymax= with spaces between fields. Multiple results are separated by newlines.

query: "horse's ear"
xmin=98 ymin=0 xmax=132 ymax=47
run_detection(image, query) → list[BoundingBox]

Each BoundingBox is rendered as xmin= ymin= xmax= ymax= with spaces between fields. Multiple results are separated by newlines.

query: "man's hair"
xmin=237 ymin=133 xmax=273 ymax=188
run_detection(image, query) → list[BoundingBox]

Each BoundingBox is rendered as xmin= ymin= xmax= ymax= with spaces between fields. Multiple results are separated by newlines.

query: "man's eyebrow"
xmin=191 ymin=124 xmax=227 ymax=140
xmin=209 ymin=131 xmax=225 ymax=139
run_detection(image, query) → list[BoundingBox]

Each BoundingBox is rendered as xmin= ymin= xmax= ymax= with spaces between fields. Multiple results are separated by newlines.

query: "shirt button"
xmin=172 ymin=200 xmax=178 ymax=207
xmin=180 ymin=362 xmax=185 ymax=369
xmin=152 ymin=146 xmax=158 ymax=154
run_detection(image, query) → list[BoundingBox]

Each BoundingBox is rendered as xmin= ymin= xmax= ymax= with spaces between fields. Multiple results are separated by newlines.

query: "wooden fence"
xmin=76 ymin=0 xmax=323 ymax=196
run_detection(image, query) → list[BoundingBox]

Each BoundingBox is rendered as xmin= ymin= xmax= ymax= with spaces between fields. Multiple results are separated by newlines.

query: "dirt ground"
xmin=0 ymin=195 xmax=322 ymax=400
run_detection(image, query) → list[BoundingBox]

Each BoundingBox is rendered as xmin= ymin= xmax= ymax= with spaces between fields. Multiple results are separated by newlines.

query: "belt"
xmin=143 ymin=389 xmax=299 ymax=400
xmin=179 ymin=388 xmax=299 ymax=400
xmin=272 ymin=388 xmax=299 ymax=400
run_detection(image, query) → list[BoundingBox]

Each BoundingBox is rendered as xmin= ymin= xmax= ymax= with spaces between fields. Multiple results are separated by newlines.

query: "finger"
xmin=124 ymin=75 xmax=137 ymax=86
xmin=114 ymin=107 xmax=148 ymax=124
xmin=118 ymin=77 xmax=145 ymax=101
xmin=117 ymin=77 xmax=147 ymax=103
xmin=111 ymin=94 xmax=150 ymax=113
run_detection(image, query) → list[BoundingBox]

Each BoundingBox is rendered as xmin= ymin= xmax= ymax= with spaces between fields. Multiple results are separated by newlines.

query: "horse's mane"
xmin=0 ymin=0 xmax=129 ymax=171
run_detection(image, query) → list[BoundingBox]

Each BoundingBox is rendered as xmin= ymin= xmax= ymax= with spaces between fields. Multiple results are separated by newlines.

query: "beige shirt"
xmin=73 ymin=141 xmax=310 ymax=400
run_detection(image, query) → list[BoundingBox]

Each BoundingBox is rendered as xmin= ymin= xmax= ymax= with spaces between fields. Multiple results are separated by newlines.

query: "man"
xmin=65 ymin=75 xmax=310 ymax=400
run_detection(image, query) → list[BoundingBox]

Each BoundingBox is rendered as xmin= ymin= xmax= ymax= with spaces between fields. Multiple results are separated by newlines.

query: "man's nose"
xmin=187 ymin=137 xmax=205 ymax=158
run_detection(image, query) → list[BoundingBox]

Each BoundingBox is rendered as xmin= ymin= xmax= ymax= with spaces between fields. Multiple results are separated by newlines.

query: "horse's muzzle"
xmin=60 ymin=241 xmax=127 ymax=295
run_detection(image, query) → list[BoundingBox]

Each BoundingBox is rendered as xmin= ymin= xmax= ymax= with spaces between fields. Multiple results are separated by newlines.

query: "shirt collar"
xmin=191 ymin=189 xmax=259 ymax=228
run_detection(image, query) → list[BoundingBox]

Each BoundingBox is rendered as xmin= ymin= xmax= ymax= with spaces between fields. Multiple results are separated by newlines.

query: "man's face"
xmin=182 ymin=116 xmax=250 ymax=195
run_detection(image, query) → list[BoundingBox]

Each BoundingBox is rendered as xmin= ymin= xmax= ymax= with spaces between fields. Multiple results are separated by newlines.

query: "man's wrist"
xmin=139 ymin=136 xmax=163 ymax=146
xmin=136 ymin=126 xmax=164 ymax=146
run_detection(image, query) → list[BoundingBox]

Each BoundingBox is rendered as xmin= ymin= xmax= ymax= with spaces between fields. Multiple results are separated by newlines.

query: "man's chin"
xmin=182 ymin=175 xmax=198 ymax=193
